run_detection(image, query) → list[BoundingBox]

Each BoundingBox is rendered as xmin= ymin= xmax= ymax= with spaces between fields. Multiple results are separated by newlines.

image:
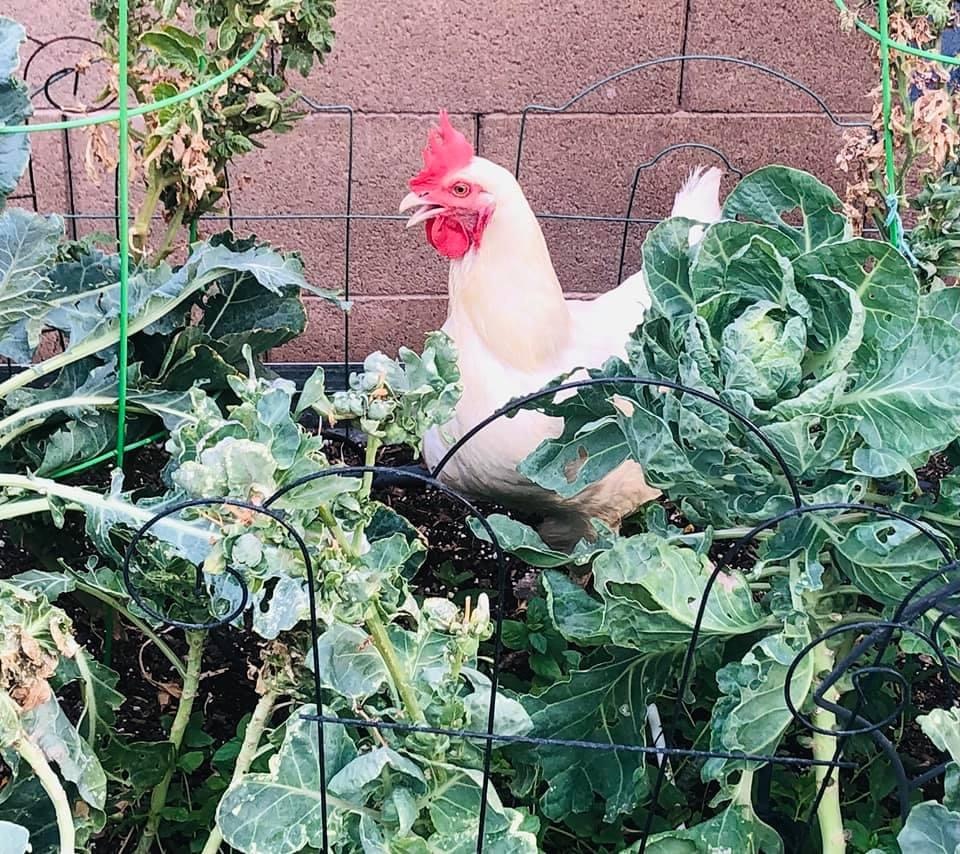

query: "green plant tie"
xmin=884 ymin=193 xmax=920 ymax=264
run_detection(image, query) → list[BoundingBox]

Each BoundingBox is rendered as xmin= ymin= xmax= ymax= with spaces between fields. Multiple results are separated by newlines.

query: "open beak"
xmin=399 ymin=191 xmax=446 ymax=229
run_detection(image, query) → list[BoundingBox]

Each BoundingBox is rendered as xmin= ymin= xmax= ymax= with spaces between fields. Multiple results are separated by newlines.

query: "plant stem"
xmin=352 ymin=438 xmax=381 ymax=551
xmin=0 ymin=498 xmax=51 ymax=522
xmin=135 ymin=630 xmax=205 ymax=854
xmin=74 ymin=649 xmax=100 ymax=746
xmin=71 ymin=578 xmax=187 ymax=679
xmin=131 ymin=169 xmax=170 ymax=259
xmin=17 ymin=735 xmax=76 ymax=854
xmin=318 ymin=505 xmax=355 ymax=556
xmin=366 ymin=607 xmax=425 ymax=724
xmin=200 ymin=691 xmax=278 ymax=854
xmin=812 ymin=642 xmax=846 ymax=854
xmin=152 ymin=202 xmax=187 ymax=264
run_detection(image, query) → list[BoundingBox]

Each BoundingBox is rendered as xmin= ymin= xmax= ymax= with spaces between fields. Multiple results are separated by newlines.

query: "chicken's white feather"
xmin=421 ymin=158 xmax=724 ymax=547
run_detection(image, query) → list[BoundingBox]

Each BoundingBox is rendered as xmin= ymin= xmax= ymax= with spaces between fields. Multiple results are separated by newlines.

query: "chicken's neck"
xmin=447 ymin=194 xmax=571 ymax=371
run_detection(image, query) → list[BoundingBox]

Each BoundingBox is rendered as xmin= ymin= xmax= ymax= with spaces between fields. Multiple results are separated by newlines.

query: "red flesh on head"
xmin=427 ymin=216 xmax=471 ymax=259
xmin=408 ymin=111 xmax=492 ymax=260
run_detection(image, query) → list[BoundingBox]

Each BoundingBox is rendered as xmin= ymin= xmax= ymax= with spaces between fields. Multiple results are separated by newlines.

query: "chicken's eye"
xmin=451 ymin=182 xmax=470 ymax=197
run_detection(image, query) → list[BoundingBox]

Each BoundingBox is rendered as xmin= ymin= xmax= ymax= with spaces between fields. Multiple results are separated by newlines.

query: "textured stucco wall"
xmin=11 ymin=0 xmax=875 ymax=362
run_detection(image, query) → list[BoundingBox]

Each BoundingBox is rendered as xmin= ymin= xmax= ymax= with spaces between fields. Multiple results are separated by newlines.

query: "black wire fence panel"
xmin=119 ymin=377 xmax=960 ymax=854
xmin=20 ymin=31 xmax=948 ymax=854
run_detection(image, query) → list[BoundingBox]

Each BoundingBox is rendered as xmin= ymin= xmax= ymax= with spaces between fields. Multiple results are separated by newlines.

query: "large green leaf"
xmin=638 ymin=803 xmax=784 ymax=853
xmin=423 ymin=766 xmax=539 ymax=852
xmin=641 ymin=217 xmax=697 ymax=319
xmin=0 ymin=360 xmax=197 ymax=472
xmin=0 ymin=236 xmax=337 ymax=398
xmin=797 ymin=274 xmax=865 ymax=377
xmin=924 ymin=287 xmax=960 ymax=329
xmin=0 ymin=210 xmax=63 ymax=362
xmin=722 ymin=165 xmax=847 ymax=253
xmin=0 ymin=17 xmax=30 ymax=209
xmin=919 ymin=708 xmax=960 ymax=764
xmin=834 ymin=518 xmax=948 ymax=604
xmin=517 ymin=366 xmax=640 ymax=498
xmin=328 ymin=747 xmax=427 ymax=800
xmin=466 ymin=513 xmax=612 ymax=568
xmin=311 ymin=622 xmax=389 ymax=701
xmin=0 ymin=821 xmax=30 ymax=854
xmin=702 ymin=623 xmax=814 ymax=785
xmin=519 ymin=648 xmax=673 ymax=822
xmin=760 ymin=414 xmax=860 ymax=480
xmin=691 ymin=221 xmax=800 ymax=312
xmin=836 ymin=317 xmax=960 ymax=457
xmin=543 ymin=534 xmax=769 ymax=652
xmin=198 ymin=272 xmax=308 ymax=359
xmin=216 ymin=706 xmax=359 ymax=854
xmin=20 ymin=697 xmax=107 ymax=809
xmin=0 ymin=776 xmax=57 ymax=854
xmin=897 ymin=802 xmax=960 ymax=853
xmin=793 ymin=238 xmax=919 ymax=350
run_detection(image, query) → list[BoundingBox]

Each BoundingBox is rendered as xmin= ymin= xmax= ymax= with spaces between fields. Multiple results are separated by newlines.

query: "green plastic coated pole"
xmin=877 ymin=0 xmax=901 ymax=248
xmin=834 ymin=0 xmax=960 ymax=66
xmin=115 ymin=0 xmax=130 ymax=468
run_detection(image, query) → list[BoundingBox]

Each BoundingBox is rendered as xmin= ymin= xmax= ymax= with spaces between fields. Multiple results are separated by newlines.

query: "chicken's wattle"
xmin=426 ymin=215 xmax=471 ymax=259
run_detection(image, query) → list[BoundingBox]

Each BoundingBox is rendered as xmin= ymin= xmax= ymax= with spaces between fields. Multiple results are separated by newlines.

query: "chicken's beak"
xmin=400 ymin=191 xmax=446 ymax=229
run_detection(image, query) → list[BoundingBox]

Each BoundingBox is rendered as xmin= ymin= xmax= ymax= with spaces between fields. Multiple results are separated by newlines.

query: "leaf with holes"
xmin=793 ymin=238 xmax=919 ymax=350
xmin=722 ymin=165 xmax=848 ymax=253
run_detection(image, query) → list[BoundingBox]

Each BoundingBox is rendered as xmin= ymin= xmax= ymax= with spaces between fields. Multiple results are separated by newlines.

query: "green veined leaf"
xmin=0 ymin=210 xmax=63 ymax=362
xmin=836 ymin=317 xmax=960 ymax=458
xmin=637 ymin=802 xmax=784 ymax=853
xmin=519 ymin=647 xmax=673 ymax=822
xmin=216 ymin=706 xmax=358 ymax=854
xmin=702 ymin=623 xmax=815 ymax=785
xmin=641 ymin=217 xmax=698 ymax=319
xmin=924 ymin=287 xmax=960 ymax=329
xmin=834 ymin=518 xmax=948 ymax=604
xmin=722 ymin=165 xmax=847 ymax=253
xmin=310 ymin=623 xmax=389 ymax=701
xmin=793 ymin=238 xmax=919 ymax=350
xmin=544 ymin=534 xmax=768 ymax=652
xmin=796 ymin=274 xmax=865 ymax=378
xmin=0 ymin=17 xmax=31 ymax=209
xmin=897 ymin=801 xmax=960 ymax=853
xmin=919 ymin=708 xmax=960 ymax=764
xmin=691 ymin=220 xmax=800 ymax=310
xmin=0 ymin=820 xmax=30 ymax=854
xmin=20 ymin=697 xmax=107 ymax=809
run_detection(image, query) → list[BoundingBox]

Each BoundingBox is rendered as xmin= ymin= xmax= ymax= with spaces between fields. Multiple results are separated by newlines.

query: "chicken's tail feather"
xmin=671 ymin=165 xmax=723 ymax=224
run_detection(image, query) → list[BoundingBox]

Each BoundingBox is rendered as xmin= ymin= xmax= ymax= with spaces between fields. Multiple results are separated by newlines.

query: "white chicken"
xmin=399 ymin=112 xmax=723 ymax=547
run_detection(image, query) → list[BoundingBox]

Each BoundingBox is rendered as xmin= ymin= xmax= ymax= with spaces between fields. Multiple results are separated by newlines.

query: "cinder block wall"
xmin=10 ymin=0 xmax=875 ymax=362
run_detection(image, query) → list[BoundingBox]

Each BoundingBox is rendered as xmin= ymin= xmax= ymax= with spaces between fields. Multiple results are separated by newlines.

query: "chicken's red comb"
xmin=409 ymin=111 xmax=474 ymax=192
